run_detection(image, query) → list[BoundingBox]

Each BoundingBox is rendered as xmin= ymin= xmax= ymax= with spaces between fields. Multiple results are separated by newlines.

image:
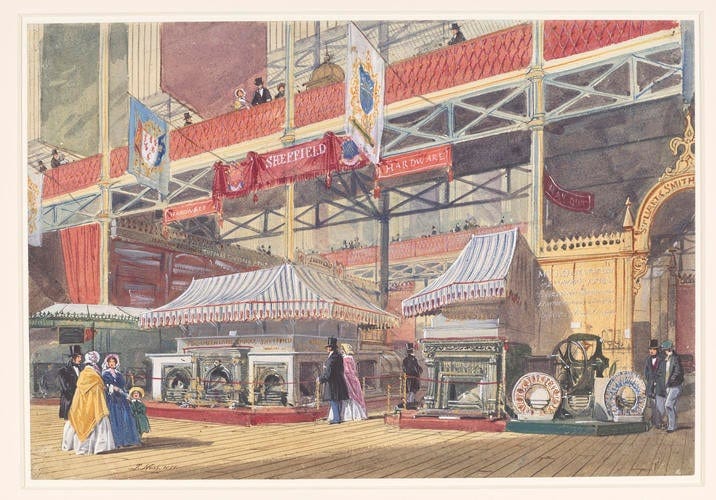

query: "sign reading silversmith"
xmin=511 ymin=372 xmax=562 ymax=420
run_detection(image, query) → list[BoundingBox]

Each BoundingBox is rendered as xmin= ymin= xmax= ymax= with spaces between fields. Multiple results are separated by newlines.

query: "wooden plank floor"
xmin=27 ymin=393 xmax=696 ymax=480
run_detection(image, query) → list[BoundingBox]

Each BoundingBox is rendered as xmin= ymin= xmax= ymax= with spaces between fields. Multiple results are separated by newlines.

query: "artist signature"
xmin=130 ymin=463 xmax=178 ymax=473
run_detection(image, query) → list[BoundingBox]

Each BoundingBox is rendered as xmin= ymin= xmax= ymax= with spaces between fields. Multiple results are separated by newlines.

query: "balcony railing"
xmin=323 ymin=223 xmax=527 ymax=268
xmin=40 ymin=21 xmax=677 ymax=200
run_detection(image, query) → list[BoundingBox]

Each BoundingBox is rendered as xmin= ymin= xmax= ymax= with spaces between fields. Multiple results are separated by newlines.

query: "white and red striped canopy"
xmin=139 ymin=262 xmax=398 ymax=329
xmin=402 ymin=228 xmax=518 ymax=317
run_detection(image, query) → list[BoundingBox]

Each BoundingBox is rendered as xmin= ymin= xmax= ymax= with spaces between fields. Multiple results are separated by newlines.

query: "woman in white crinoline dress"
xmin=61 ymin=351 xmax=116 ymax=455
xmin=338 ymin=343 xmax=368 ymax=421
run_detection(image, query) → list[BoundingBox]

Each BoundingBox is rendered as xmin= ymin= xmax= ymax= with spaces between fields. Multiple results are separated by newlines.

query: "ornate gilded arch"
xmin=631 ymin=114 xmax=695 ymax=288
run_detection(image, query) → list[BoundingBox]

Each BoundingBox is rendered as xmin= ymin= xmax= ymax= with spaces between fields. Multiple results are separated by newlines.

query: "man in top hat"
xmin=50 ymin=149 xmax=63 ymax=168
xmin=317 ymin=337 xmax=349 ymax=424
xmin=655 ymin=339 xmax=684 ymax=433
xmin=57 ymin=345 xmax=83 ymax=420
xmin=447 ymin=22 xmax=466 ymax=45
xmin=402 ymin=343 xmax=423 ymax=408
xmin=643 ymin=339 xmax=664 ymax=429
xmin=251 ymin=77 xmax=272 ymax=106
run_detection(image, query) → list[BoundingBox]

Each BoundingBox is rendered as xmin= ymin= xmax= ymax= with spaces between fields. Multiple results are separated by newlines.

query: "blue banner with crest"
xmin=128 ymin=97 xmax=170 ymax=197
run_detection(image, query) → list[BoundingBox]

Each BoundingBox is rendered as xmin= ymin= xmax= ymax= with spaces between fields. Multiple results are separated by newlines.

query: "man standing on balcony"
xmin=447 ymin=23 xmax=466 ymax=45
xmin=251 ymin=77 xmax=272 ymax=106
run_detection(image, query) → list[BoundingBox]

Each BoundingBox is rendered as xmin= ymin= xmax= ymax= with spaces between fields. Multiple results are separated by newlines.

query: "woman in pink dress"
xmin=340 ymin=344 xmax=367 ymax=421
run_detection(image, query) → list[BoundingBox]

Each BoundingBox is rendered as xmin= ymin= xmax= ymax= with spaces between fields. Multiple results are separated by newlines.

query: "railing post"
xmin=315 ymin=378 xmax=320 ymax=408
xmin=386 ymin=384 xmax=392 ymax=414
xmin=401 ymin=372 xmax=407 ymax=408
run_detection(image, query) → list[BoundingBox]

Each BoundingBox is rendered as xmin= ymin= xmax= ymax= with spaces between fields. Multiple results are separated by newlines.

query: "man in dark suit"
xmin=57 ymin=345 xmax=83 ymax=420
xmin=655 ymin=339 xmax=684 ymax=433
xmin=643 ymin=339 xmax=664 ymax=429
xmin=251 ymin=77 xmax=272 ymax=106
xmin=402 ymin=343 xmax=423 ymax=408
xmin=318 ymin=337 xmax=349 ymax=424
xmin=447 ymin=23 xmax=466 ymax=45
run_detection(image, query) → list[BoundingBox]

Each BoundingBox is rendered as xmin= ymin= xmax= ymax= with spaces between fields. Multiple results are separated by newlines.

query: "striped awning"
xmin=139 ymin=262 xmax=399 ymax=329
xmin=402 ymin=228 xmax=518 ymax=317
xmin=30 ymin=303 xmax=149 ymax=329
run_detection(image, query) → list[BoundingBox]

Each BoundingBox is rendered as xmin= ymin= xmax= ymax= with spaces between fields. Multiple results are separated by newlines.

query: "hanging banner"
xmin=374 ymin=145 xmax=453 ymax=197
xmin=376 ymin=145 xmax=452 ymax=180
xmin=128 ymin=97 xmax=170 ymax=197
xmin=345 ymin=23 xmax=385 ymax=164
xmin=163 ymin=198 xmax=218 ymax=224
xmin=212 ymin=132 xmax=367 ymax=201
xmin=28 ymin=167 xmax=44 ymax=246
xmin=544 ymin=171 xmax=594 ymax=213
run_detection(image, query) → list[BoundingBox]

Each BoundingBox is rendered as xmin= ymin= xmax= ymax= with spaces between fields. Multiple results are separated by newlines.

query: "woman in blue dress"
xmin=102 ymin=354 xmax=141 ymax=447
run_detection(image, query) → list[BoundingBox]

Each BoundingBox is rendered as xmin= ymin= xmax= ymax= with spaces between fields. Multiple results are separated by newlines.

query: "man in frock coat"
xmin=251 ymin=77 xmax=272 ymax=106
xmin=318 ymin=337 xmax=349 ymax=424
xmin=655 ymin=339 xmax=684 ymax=432
xmin=57 ymin=345 xmax=83 ymax=419
xmin=402 ymin=343 xmax=423 ymax=408
xmin=643 ymin=339 xmax=664 ymax=428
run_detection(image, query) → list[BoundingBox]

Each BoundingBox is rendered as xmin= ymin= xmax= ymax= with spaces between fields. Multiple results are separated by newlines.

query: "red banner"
xmin=163 ymin=198 xmax=218 ymax=224
xmin=376 ymin=145 xmax=452 ymax=180
xmin=544 ymin=172 xmax=594 ymax=213
xmin=212 ymin=132 xmax=368 ymax=201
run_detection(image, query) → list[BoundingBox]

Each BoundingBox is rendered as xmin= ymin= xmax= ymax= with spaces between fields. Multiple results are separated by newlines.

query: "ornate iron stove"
xmin=419 ymin=337 xmax=529 ymax=419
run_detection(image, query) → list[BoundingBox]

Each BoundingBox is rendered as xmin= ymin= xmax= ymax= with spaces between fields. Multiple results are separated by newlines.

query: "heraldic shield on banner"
xmin=345 ymin=23 xmax=385 ymax=165
xmin=128 ymin=97 xmax=170 ymax=197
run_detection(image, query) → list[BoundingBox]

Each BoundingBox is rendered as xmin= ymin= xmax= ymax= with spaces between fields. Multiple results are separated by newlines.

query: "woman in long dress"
xmin=102 ymin=354 xmax=141 ymax=447
xmin=340 ymin=343 xmax=368 ymax=421
xmin=61 ymin=351 xmax=116 ymax=455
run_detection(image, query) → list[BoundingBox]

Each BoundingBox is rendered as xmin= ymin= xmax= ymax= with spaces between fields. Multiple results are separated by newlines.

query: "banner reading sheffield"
xmin=544 ymin=171 xmax=594 ymax=213
xmin=212 ymin=132 xmax=368 ymax=202
xmin=128 ymin=97 xmax=170 ymax=197
xmin=345 ymin=23 xmax=385 ymax=164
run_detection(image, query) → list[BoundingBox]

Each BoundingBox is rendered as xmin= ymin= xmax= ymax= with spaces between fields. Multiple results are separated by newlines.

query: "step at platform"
xmin=506 ymin=418 xmax=649 ymax=436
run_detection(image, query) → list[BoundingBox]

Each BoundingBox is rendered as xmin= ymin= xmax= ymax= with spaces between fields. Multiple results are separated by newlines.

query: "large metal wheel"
xmin=552 ymin=339 xmax=589 ymax=393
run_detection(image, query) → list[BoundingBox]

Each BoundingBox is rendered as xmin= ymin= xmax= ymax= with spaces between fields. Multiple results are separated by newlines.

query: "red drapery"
xmin=212 ymin=132 xmax=368 ymax=203
xmin=59 ymin=223 xmax=101 ymax=304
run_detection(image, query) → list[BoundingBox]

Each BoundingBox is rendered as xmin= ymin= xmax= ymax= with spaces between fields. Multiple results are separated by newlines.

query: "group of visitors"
xmin=318 ymin=337 xmax=368 ymax=424
xmin=643 ymin=338 xmax=684 ymax=433
xmin=234 ymin=77 xmax=286 ymax=111
xmin=58 ymin=346 xmax=150 ymax=455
